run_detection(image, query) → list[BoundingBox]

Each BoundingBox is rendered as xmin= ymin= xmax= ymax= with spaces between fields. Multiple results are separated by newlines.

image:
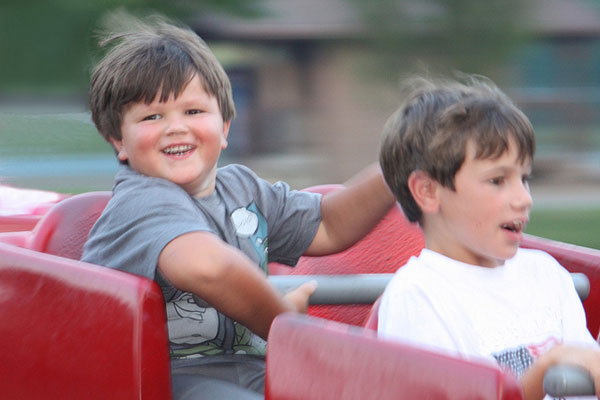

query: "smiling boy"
xmin=82 ymin=14 xmax=394 ymax=400
xmin=377 ymin=76 xmax=600 ymax=400
xmin=115 ymin=74 xmax=228 ymax=197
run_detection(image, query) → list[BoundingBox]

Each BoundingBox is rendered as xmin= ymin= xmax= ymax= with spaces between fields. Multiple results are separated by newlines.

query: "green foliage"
xmin=526 ymin=208 xmax=600 ymax=250
xmin=0 ymin=0 xmax=530 ymax=91
xmin=0 ymin=0 xmax=263 ymax=92
xmin=0 ymin=112 xmax=106 ymax=155
xmin=348 ymin=0 xmax=529 ymax=78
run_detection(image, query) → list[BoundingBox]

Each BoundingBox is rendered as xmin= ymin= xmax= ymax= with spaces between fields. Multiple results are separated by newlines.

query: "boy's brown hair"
xmin=89 ymin=13 xmax=235 ymax=145
xmin=379 ymin=76 xmax=535 ymax=224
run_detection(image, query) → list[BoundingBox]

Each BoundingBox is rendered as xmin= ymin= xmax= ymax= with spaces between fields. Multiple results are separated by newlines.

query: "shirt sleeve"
xmin=264 ymin=181 xmax=322 ymax=266
xmin=82 ymin=173 xmax=212 ymax=282
xmin=222 ymin=165 xmax=322 ymax=266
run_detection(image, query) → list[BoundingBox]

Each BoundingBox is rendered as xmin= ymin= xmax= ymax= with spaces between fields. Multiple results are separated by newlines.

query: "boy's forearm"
xmin=201 ymin=255 xmax=294 ymax=339
xmin=308 ymin=163 xmax=395 ymax=255
xmin=159 ymin=232 xmax=294 ymax=339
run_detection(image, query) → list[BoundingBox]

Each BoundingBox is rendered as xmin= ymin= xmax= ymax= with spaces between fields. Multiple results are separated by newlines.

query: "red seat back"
xmin=521 ymin=234 xmax=600 ymax=338
xmin=0 ymin=214 xmax=42 ymax=233
xmin=27 ymin=191 xmax=111 ymax=260
xmin=269 ymin=184 xmax=425 ymax=326
xmin=0 ymin=242 xmax=171 ymax=399
xmin=266 ymin=313 xmax=523 ymax=400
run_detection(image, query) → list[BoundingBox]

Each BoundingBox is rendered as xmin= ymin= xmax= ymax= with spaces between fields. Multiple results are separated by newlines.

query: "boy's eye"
xmin=489 ymin=177 xmax=504 ymax=185
xmin=187 ymin=109 xmax=203 ymax=115
xmin=142 ymin=114 xmax=161 ymax=121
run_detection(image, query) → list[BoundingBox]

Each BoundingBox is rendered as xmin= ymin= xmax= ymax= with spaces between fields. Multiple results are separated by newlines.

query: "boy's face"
xmin=427 ymin=140 xmax=532 ymax=267
xmin=112 ymin=75 xmax=230 ymax=197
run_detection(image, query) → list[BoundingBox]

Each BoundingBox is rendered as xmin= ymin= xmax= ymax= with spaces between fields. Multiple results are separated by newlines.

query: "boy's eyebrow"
xmin=480 ymin=163 xmax=532 ymax=176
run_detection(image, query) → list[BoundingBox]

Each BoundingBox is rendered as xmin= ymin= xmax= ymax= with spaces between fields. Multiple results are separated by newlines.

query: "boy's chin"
xmin=498 ymin=246 xmax=520 ymax=263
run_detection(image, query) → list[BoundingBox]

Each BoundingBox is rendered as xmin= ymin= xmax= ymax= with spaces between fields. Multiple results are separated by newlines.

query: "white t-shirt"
xmin=378 ymin=248 xmax=597 ymax=379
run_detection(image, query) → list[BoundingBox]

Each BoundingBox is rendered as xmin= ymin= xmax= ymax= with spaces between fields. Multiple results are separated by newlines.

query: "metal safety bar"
xmin=269 ymin=272 xmax=590 ymax=304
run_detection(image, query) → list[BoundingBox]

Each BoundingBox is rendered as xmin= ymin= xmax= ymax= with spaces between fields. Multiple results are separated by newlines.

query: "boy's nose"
xmin=512 ymin=181 xmax=533 ymax=210
xmin=165 ymin=116 xmax=189 ymax=135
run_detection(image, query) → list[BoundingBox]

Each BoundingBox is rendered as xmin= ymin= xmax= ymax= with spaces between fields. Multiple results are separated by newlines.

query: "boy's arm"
xmin=157 ymin=231 xmax=315 ymax=339
xmin=520 ymin=344 xmax=600 ymax=400
xmin=305 ymin=163 xmax=395 ymax=256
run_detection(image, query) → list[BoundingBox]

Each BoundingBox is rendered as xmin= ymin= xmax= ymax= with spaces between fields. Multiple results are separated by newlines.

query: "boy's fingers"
xmin=300 ymin=280 xmax=318 ymax=296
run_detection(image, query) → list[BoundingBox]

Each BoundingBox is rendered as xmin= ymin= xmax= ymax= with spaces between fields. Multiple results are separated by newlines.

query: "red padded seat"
xmin=0 ymin=242 xmax=171 ymax=399
xmin=266 ymin=313 xmax=524 ymax=400
xmin=269 ymin=184 xmax=425 ymax=326
xmin=26 ymin=191 xmax=111 ymax=260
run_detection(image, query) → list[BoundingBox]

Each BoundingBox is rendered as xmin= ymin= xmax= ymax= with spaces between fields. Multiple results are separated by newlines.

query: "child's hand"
xmin=523 ymin=343 xmax=600 ymax=400
xmin=544 ymin=344 xmax=600 ymax=398
xmin=283 ymin=281 xmax=318 ymax=314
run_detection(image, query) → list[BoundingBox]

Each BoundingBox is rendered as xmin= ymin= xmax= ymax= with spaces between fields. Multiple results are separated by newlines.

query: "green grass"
xmin=526 ymin=208 xmax=600 ymax=250
xmin=0 ymin=112 xmax=109 ymax=156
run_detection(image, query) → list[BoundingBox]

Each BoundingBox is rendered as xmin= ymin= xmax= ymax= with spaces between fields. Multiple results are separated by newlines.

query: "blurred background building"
xmin=190 ymin=0 xmax=600 ymax=190
xmin=1 ymin=0 xmax=599 ymax=203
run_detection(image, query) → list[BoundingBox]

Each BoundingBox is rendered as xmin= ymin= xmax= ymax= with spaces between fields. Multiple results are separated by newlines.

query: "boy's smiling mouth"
xmin=162 ymin=144 xmax=195 ymax=156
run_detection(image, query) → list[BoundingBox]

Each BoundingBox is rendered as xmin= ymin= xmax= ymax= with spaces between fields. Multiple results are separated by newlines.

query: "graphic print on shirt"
xmin=166 ymin=292 xmax=266 ymax=358
xmin=231 ymin=202 xmax=269 ymax=273
xmin=492 ymin=337 xmax=560 ymax=378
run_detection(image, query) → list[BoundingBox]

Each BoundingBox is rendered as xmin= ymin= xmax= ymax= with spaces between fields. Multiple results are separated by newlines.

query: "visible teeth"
xmin=502 ymin=220 xmax=524 ymax=232
xmin=514 ymin=220 xmax=523 ymax=230
xmin=163 ymin=145 xmax=193 ymax=154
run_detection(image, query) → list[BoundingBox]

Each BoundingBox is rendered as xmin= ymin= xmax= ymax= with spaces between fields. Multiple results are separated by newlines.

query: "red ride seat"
xmin=0 ymin=242 xmax=171 ymax=400
xmin=269 ymin=184 xmax=425 ymax=326
xmin=26 ymin=191 xmax=111 ymax=260
xmin=265 ymin=313 xmax=524 ymax=400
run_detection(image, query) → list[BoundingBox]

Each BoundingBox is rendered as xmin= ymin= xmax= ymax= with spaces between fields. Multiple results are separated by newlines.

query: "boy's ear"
xmin=221 ymin=120 xmax=231 ymax=150
xmin=109 ymin=137 xmax=128 ymax=161
xmin=407 ymin=170 xmax=439 ymax=215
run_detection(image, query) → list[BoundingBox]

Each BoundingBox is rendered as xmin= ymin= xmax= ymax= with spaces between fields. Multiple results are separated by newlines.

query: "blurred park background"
xmin=0 ymin=0 xmax=599 ymax=248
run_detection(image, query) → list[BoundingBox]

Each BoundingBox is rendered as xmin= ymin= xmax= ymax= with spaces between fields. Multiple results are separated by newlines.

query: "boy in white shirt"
xmin=378 ymin=76 xmax=600 ymax=400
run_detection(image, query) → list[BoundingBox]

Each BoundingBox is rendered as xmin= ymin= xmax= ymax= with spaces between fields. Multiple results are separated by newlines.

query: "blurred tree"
xmin=0 ymin=0 xmax=263 ymax=93
xmin=349 ymin=0 xmax=530 ymax=79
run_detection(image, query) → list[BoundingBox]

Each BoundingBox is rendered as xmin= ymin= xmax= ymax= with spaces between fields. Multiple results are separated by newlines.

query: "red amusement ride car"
xmin=1 ymin=185 xmax=598 ymax=399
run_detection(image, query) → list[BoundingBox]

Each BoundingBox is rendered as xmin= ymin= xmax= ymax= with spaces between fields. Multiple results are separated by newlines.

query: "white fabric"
xmin=378 ymin=248 xmax=597 ymax=397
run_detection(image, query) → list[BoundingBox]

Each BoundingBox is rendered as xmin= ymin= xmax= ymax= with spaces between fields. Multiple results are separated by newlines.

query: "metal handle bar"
xmin=543 ymin=364 xmax=595 ymax=397
xmin=269 ymin=272 xmax=589 ymax=304
xmin=268 ymin=274 xmax=393 ymax=304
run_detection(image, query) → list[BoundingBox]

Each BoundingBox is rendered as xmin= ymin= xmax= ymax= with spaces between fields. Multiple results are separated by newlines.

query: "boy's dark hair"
xmin=89 ymin=12 xmax=235 ymax=145
xmin=379 ymin=76 xmax=535 ymax=224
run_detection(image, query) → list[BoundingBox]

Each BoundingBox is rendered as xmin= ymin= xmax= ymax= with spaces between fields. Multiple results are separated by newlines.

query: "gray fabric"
xmin=171 ymin=355 xmax=265 ymax=399
xmin=82 ymin=163 xmax=322 ymax=359
xmin=171 ymin=374 xmax=263 ymax=400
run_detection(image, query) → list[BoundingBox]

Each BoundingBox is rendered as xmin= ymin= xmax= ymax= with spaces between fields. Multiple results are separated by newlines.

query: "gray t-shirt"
xmin=82 ymin=164 xmax=322 ymax=358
